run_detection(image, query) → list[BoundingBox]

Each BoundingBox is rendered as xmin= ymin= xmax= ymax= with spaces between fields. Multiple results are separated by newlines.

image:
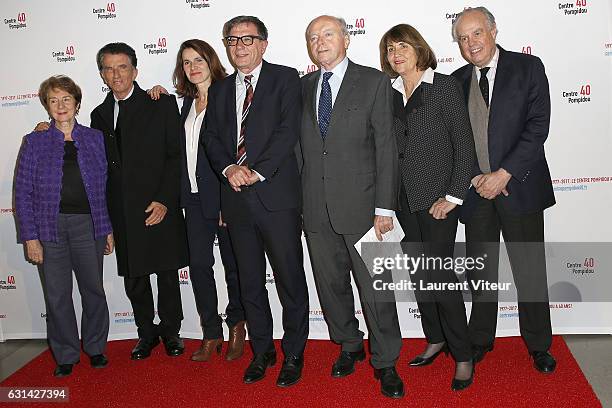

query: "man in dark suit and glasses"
xmin=299 ymin=15 xmax=403 ymax=398
xmin=204 ymin=15 xmax=309 ymax=388
xmin=451 ymin=7 xmax=557 ymax=373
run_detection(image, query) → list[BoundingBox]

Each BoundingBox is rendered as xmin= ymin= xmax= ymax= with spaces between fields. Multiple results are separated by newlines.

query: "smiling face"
xmin=182 ymin=47 xmax=211 ymax=86
xmin=227 ymin=22 xmax=267 ymax=74
xmin=47 ymin=88 xmax=78 ymax=124
xmin=99 ymin=53 xmax=138 ymax=99
xmin=386 ymin=41 xmax=419 ymax=77
xmin=307 ymin=16 xmax=349 ymax=71
xmin=455 ymin=10 xmax=498 ymax=68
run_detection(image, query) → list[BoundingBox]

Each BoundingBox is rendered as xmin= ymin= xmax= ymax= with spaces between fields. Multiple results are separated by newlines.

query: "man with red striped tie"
xmin=204 ymin=15 xmax=309 ymax=388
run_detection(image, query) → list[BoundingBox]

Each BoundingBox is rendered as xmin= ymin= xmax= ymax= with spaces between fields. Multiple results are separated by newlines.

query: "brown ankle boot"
xmin=191 ymin=338 xmax=222 ymax=362
xmin=225 ymin=321 xmax=246 ymax=361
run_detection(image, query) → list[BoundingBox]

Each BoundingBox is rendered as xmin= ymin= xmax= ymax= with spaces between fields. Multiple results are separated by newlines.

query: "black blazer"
xmin=392 ymin=72 xmax=475 ymax=213
xmin=452 ymin=46 xmax=556 ymax=218
xmin=179 ymin=96 xmax=221 ymax=219
xmin=90 ymin=82 xmax=187 ymax=277
xmin=204 ymin=60 xmax=302 ymax=222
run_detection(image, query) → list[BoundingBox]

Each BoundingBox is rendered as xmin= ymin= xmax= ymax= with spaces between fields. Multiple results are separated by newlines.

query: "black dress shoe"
xmin=276 ymin=355 xmax=304 ymax=387
xmin=243 ymin=351 xmax=277 ymax=384
xmin=374 ymin=367 xmax=404 ymax=398
xmin=451 ymin=364 xmax=475 ymax=391
xmin=131 ymin=337 xmax=160 ymax=360
xmin=331 ymin=349 xmax=366 ymax=377
xmin=409 ymin=344 xmax=449 ymax=366
xmin=162 ymin=335 xmax=185 ymax=357
xmin=53 ymin=364 xmax=74 ymax=377
xmin=472 ymin=343 xmax=494 ymax=363
xmin=531 ymin=351 xmax=556 ymax=373
xmin=90 ymin=354 xmax=108 ymax=368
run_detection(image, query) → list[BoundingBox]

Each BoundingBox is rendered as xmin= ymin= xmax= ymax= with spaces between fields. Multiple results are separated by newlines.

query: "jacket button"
xmin=323 ymin=150 xmax=328 ymax=155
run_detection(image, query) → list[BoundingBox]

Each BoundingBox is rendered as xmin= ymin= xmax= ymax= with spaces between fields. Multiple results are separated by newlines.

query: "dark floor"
xmin=1 ymin=335 xmax=610 ymax=405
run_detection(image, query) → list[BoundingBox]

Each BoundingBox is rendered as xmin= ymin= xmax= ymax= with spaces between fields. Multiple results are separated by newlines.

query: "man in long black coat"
xmin=90 ymin=43 xmax=188 ymax=360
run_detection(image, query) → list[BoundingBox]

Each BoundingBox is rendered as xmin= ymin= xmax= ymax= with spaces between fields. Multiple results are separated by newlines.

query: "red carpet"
xmin=1 ymin=336 xmax=601 ymax=407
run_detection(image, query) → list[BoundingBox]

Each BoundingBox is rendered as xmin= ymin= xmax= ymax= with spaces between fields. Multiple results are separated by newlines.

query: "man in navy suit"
xmin=204 ymin=15 xmax=308 ymax=387
xmin=451 ymin=7 xmax=556 ymax=373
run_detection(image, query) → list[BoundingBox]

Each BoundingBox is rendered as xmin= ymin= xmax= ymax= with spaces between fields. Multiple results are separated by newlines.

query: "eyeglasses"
xmin=224 ymin=35 xmax=264 ymax=47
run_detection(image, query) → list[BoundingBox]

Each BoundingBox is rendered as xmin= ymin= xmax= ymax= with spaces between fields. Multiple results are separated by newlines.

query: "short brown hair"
xmin=38 ymin=75 xmax=82 ymax=113
xmin=172 ymin=39 xmax=228 ymax=99
xmin=379 ymin=24 xmax=437 ymax=78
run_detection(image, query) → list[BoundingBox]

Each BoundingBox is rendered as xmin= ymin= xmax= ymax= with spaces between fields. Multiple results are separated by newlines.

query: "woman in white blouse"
xmin=150 ymin=39 xmax=246 ymax=363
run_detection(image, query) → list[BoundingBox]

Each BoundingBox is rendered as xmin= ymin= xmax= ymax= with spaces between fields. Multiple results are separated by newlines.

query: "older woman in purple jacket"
xmin=15 ymin=75 xmax=114 ymax=378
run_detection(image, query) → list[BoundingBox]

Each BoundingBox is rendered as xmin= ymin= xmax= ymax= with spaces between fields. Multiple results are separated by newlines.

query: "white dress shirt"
xmin=113 ymin=84 xmax=134 ymax=128
xmin=222 ymin=62 xmax=264 ymax=181
xmin=317 ymin=57 xmax=393 ymax=217
xmin=184 ymin=101 xmax=206 ymax=193
xmin=475 ymin=48 xmax=500 ymax=106
xmin=390 ymin=68 xmax=463 ymax=206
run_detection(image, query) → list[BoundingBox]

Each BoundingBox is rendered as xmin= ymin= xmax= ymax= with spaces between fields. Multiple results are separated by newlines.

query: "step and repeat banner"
xmin=1 ymin=0 xmax=611 ymax=341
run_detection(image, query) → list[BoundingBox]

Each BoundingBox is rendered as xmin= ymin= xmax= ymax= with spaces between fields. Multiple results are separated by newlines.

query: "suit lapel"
xmin=97 ymin=91 xmax=115 ymax=131
xmin=488 ymin=46 xmax=509 ymax=129
xmin=224 ymin=72 xmax=238 ymax=157
xmin=309 ymin=71 xmax=321 ymax=136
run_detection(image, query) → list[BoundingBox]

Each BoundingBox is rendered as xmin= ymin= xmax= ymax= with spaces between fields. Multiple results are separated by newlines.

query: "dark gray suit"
xmin=299 ymin=60 xmax=401 ymax=369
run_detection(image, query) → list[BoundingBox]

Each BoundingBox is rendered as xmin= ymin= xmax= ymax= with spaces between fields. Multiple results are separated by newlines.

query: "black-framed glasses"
xmin=224 ymin=35 xmax=264 ymax=46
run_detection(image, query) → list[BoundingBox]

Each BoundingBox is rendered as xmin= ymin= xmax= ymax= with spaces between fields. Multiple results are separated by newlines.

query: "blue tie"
xmin=318 ymin=72 xmax=333 ymax=138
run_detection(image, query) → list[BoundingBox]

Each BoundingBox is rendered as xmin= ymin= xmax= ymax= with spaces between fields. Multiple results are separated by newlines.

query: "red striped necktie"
xmin=236 ymin=74 xmax=254 ymax=165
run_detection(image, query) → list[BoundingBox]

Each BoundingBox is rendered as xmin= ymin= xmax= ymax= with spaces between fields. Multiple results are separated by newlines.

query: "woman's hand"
xmin=25 ymin=239 xmax=43 ymax=264
xmin=147 ymin=85 xmax=169 ymax=100
xmin=428 ymin=198 xmax=457 ymax=220
xmin=104 ymin=234 xmax=114 ymax=255
xmin=34 ymin=122 xmax=50 ymax=132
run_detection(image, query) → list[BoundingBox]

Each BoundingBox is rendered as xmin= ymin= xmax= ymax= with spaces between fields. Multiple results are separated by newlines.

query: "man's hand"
xmin=147 ymin=85 xmax=169 ymax=100
xmin=475 ymin=169 xmax=511 ymax=200
xmin=428 ymin=198 xmax=457 ymax=220
xmin=218 ymin=211 xmax=227 ymax=227
xmin=145 ymin=201 xmax=168 ymax=226
xmin=34 ymin=122 xmax=50 ymax=132
xmin=25 ymin=239 xmax=43 ymax=264
xmin=373 ymin=215 xmax=394 ymax=241
xmin=104 ymin=234 xmax=114 ymax=255
xmin=226 ymin=165 xmax=253 ymax=192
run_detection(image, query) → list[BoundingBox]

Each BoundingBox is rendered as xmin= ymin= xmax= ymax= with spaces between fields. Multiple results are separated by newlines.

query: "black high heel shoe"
xmin=451 ymin=361 xmax=474 ymax=391
xmin=408 ymin=343 xmax=449 ymax=367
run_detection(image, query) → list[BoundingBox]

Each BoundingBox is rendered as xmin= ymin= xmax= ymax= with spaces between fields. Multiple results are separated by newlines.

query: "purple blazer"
xmin=15 ymin=121 xmax=112 ymax=242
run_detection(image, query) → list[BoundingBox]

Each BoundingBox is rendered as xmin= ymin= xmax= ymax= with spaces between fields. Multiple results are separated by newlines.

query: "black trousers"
xmin=226 ymin=190 xmax=309 ymax=357
xmin=465 ymin=196 xmax=552 ymax=352
xmin=396 ymin=193 xmax=472 ymax=362
xmin=184 ymin=200 xmax=244 ymax=339
xmin=124 ymin=269 xmax=183 ymax=339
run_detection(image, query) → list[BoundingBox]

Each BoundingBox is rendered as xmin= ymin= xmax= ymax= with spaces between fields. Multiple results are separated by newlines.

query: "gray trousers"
xmin=41 ymin=214 xmax=109 ymax=365
xmin=306 ymin=213 xmax=402 ymax=369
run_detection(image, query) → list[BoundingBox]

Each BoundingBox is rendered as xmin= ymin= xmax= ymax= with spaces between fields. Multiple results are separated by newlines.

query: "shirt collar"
xmin=320 ymin=56 xmax=349 ymax=82
xmin=113 ymin=84 xmax=134 ymax=102
xmin=481 ymin=47 xmax=499 ymax=70
xmin=237 ymin=61 xmax=263 ymax=86
xmin=391 ymin=67 xmax=435 ymax=99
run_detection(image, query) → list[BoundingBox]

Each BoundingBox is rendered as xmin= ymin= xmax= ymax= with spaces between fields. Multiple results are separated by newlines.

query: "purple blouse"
xmin=15 ymin=121 xmax=112 ymax=242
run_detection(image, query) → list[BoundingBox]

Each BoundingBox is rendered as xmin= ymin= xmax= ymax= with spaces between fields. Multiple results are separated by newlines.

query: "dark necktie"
xmin=115 ymin=100 xmax=124 ymax=159
xmin=318 ymin=71 xmax=333 ymax=139
xmin=479 ymin=67 xmax=490 ymax=108
xmin=236 ymin=74 xmax=253 ymax=165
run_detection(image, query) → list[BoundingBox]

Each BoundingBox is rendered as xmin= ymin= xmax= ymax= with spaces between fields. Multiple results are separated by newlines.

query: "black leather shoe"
xmin=531 ymin=351 xmax=556 ymax=373
xmin=276 ymin=355 xmax=304 ymax=387
xmin=409 ymin=344 xmax=449 ymax=366
xmin=451 ymin=364 xmax=475 ymax=391
xmin=472 ymin=343 xmax=494 ymax=363
xmin=162 ymin=335 xmax=185 ymax=357
xmin=131 ymin=337 xmax=160 ymax=360
xmin=374 ymin=367 xmax=404 ymax=398
xmin=53 ymin=364 xmax=74 ymax=377
xmin=90 ymin=354 xmax=108 ymax=368
xmin=243 ymin=351 xmax=277 ymax=384
xmin=331 ymin=349 xmax=366 ymax=377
